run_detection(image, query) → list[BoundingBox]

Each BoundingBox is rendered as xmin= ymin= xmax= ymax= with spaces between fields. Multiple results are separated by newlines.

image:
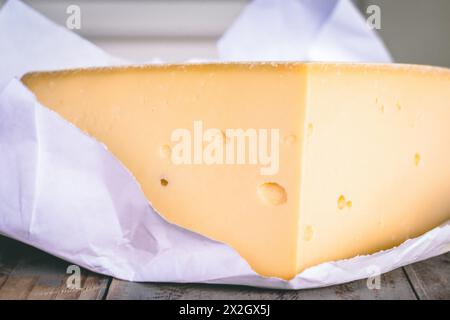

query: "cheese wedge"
xmin=22 ymin=63 xmax=450 ymax=280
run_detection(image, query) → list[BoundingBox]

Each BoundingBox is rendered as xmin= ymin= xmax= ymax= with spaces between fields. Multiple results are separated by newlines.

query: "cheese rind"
xmin=22 ymin=63 xmax=450 ymax=279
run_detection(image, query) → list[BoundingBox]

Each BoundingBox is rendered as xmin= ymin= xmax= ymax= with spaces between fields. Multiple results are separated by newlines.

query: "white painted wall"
xmin=3 ymin=0 xmax=450 ymax=67
xmin=361 ymin=0 xmax=450 ymax=67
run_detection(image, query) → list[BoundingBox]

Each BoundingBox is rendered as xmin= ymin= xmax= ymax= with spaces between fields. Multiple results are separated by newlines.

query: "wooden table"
xmin=0 ymin=235 xmax=448 ymax=300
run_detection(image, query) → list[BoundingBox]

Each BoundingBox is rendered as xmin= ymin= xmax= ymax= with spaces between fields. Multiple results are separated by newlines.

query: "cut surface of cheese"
xmin=22 ymin=63 xmax=450 ymax=280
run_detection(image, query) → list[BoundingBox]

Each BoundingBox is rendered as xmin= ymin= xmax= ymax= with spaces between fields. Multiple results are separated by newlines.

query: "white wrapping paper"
xmin=218 ymin=0 xmax=392 ymax=62
xmin=0 ymin=0 xmax=448 ymax=289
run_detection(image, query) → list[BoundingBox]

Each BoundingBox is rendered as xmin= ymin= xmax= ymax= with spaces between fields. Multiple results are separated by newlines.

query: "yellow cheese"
xmin=22 ymin=63 xmax=450 ymax=280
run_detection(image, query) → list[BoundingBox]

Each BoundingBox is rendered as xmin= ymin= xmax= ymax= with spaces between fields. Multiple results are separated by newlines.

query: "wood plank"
xmin=404 ymin=252 xmax=450 ymax=300
xmin=0 ymin=235 xmax=110 ymax=300
xmin=106 ymin=267 xmax=416 ymax=300
xmin=2 ymin=233 xmax=446 ymax=300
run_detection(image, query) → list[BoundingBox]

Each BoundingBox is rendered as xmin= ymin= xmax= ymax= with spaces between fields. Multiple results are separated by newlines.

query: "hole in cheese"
xmin=159 ymin=145 xmax=172 ymax=159
xmin=257 ymin=183 xmax=287 ymax=206
xmin=415 ymin=153 xmax=421 ymax=167
xmin=303 ymin=226 xmax=314 ymax=241
xmin=338 ymin=195 xmax=352 ymax=210
xmin=282 ymin=134 xmax=297 ymax=145
xmin=307 ymin=123 xmax=314 ymax=137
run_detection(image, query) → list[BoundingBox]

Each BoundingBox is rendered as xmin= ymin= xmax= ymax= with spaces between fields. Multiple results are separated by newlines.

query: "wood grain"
xmin=106 ymin=268 xmax=416 ymax=300
xmin=0 ymin=235 xmax=110 ymax=300
xmin=1 ymin=235 xmax=448 ymax=300
xmin=404 ymin=252 xmax=450 ymax=300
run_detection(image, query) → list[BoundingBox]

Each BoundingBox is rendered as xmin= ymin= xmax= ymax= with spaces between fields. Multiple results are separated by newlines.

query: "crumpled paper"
xmin=0 ymin=0 xmax=448 ymax=289
xmin=218 ymin=0 xmax=392 ymax=62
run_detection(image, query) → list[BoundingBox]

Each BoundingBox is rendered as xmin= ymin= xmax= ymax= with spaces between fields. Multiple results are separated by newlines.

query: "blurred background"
xmin=2 ymin=0 xmax=450 ymax=67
